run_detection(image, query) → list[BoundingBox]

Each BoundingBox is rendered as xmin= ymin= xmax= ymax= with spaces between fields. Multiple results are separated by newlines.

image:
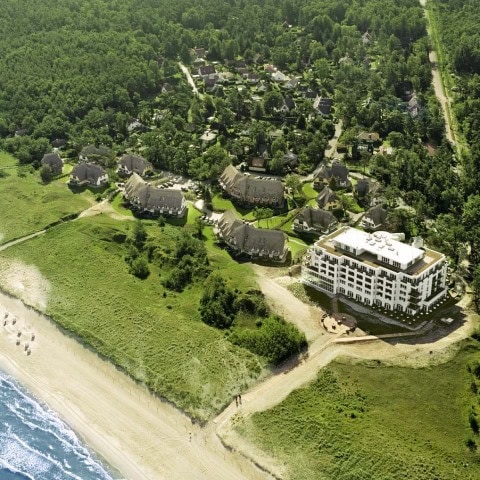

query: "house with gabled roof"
xmin=313 ymin=96 xmax=334 ymax=117
xmin=293 ymin=207 xmax=338 ymax=235
xmin=124 ymin=173 xmax=186 ymax=217
xmin=118 ymin=154 xmax=151 ymax=177
xmin=357 ymin=131 xmax=380 ymax=144
xmin=198 ymin=64 xmax=216 ymax=79
xmin=361 ymin=205 xmax=388 ymax=231
xmin=316 ymin=186 xmax=340 ymax=211
xmin=79 ymin=144 xmax=111 ymax=163
xmin=354 ymin=177 xmax=378 ymax=206
xmin=69 ymin=163 xmax=108 ymax=187
xmin=217 ymin=210 xmax=288 ymax=262
xmin=41 ymin=153 xmax=63 ymax=175
xmin=219 ymin=165 xmax=284 ymax=207
xmin=314 ymin=162 xmax=351 ymax=190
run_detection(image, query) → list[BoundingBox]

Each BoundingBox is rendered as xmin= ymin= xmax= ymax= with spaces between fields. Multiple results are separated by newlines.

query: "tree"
xmin=474 ymin=266 xmax=480 ymax=311
xmin=39 ymin=164 xmax=53 ymax=183
xmin=263 ymin=90 xmax=284 ymax=116
xmin=285 ymin=174 xmax=301 ymax=196
xmin=132 ymin=220 xmax=147 ymax=250
xmin=200 ymin=273 xmax=237 ymax=329
xmin=254 ymin=207 xmax=274 ymax=228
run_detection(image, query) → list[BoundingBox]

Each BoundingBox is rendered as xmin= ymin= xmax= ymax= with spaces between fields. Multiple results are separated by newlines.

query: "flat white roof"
xmin=333 ymin=228 xmax=424 ymax=266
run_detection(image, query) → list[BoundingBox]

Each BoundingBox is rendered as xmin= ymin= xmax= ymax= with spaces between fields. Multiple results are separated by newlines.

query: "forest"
xmin=0 ymin=0 xmax=477 ymax=284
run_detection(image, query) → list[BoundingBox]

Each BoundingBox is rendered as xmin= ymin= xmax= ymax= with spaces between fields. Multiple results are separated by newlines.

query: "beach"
xmin=0 ymin=290 xmax=269 ymax=480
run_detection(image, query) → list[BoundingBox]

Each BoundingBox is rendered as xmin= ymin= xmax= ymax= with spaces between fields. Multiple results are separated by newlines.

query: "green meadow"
xmin=238 ymin=342 xmax=480 ymax=480
xmin=0 ymin=151 xmax=90 ymax=243
xmin=0 ymin=216 xmax=263 ymax=419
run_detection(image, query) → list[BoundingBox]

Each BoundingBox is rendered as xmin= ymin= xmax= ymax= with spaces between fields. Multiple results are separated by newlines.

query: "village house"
xmin=302 ymin=227 xmax=448 ymax=316
xmin=124 ymin=173 xmax=186 ymax=217
xmin=79 ymin=144 xmax=111 ymax=162
xmin=118 ymin=154 xmax=151 ymax=177
xmin=219 ymin=165 xmax=284 ymax=207
xmin=69 ymin=163 xmax=108 ymax=187
xmin=314 ymin=162 xmax=351 ymax=190
xmin=407 ymin=93 xmax=422 ymax=119
xmin=41 ymin=152 xmax=63 ymax=175
xmin=354 ymin=177 xmax=378 ymax=206
xmin=248 ymin=157 xmax=269 ymax=173
xmin=272 ymin=71 xmax=289 ymax=83
xmin=316 ymin=186 xmax=340 ymax=211
xmin=198 ymin=64 xmax=217 ymax=79
xmin=357 ymin=131 xmax=381 ymax=145
xmin=293 ymin=207 xmax=338 ymax=235
xmin=217 ymin=210 xmax=288 ymax=262
xmin=313 ymin=96 xmax=334 ymax=117
xmin=361 ymin=205 xmax=388 ymax=231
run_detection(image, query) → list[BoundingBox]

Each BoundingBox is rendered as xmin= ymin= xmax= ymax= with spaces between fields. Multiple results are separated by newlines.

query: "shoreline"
xmin=0 ymin=290 xmax=267 ymax=480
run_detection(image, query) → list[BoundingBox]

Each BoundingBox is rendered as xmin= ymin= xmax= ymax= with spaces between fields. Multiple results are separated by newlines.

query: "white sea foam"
xmin=0 ymin=458 xmax=36 ymax=480
xmin=0 ymin=371 xmax=115 ymax=480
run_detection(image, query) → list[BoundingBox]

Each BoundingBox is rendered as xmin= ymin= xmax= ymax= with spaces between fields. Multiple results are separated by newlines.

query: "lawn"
xmin=238 ymin=342 xmax=480 ymax=480
xmin=301 ymin=182 xmax=318 ymax=199
xmin=0 ymin=151 xmax=91 ymax=243
xmin=111 ymin=192 xmax=134 ymax=217
xmin=212 ymin=194 xmax=256 ymax=220
xmin=0 ymin=216 xmax=263 ymax=420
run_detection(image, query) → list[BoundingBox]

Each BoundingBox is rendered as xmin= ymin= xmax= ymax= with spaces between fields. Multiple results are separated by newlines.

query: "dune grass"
xmin=238 ymin=342 xmax=480 ymax=480
xmin=0 ymin=151 xmax=91 ymax=243
xmin=0 ymin=216 xmax=263 ymax=420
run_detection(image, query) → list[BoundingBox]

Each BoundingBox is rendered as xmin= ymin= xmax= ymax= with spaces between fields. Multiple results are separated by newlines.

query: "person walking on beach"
xmin=235 ymin=395 xmax=238 ymax=407
xmin=238 ymin=394 xmax=242 ymax=406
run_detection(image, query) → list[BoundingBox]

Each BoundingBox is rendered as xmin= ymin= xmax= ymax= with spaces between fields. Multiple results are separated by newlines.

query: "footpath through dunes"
xmin=0 ymin=290 xmax=274 ymax=480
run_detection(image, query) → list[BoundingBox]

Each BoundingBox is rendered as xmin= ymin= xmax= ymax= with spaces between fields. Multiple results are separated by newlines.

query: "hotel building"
xmin=302 ymin=227 xmax=447 ymax=315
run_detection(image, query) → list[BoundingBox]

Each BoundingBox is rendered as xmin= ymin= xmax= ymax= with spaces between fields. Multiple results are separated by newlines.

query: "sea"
xmin=0 ymin=370 xmax=117 ymax=480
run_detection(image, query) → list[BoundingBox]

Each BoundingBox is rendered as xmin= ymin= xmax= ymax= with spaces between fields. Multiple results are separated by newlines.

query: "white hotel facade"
xmin=302 ymin=227 xmax=448 ymax=316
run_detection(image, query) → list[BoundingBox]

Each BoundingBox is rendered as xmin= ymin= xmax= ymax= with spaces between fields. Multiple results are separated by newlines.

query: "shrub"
xmin=200 ymin=273 xmax=237 ymax=329
xmin=229 ymin=315 xmax=307 ymax=365
xmin=129 ymin=256 xmax=150 ymax=279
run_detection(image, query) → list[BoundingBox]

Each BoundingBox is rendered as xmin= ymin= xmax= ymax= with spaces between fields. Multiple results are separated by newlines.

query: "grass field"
xmin=212 ymin=194 xmax=256 ymax=220
xmin=0 ymin=151 xmax=91 ymax=243
xmin=0 ymin=216 xmax=263 ymax=419
xmin=238 ymin=342 xmax=480 ymax=480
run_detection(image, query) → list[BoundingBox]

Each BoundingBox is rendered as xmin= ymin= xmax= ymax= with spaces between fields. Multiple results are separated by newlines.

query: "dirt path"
xmin=420 ymin=0 xmax=456 ymax=147
xmin=179 ymin=62 xmax=202 ymax=98
xmin=77 ymin=198 xmax=134 ymax=221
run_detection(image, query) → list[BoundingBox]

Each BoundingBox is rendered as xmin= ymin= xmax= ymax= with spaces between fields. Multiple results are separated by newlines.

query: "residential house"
xmin=127 ymin=119 xmax=149 ymax=133
xmin=264 ymin=64 xmax=277 ymax=74
xmin=362 ymin=32 xmax=372 ymax=45
xmin=79 ymin=144 xmax=111 ymax=163
xmin=217 ymin=210 xmax=288 ymax=262
xmin=41 ymin=153 xmax=63 ymax=175
xmin=198 ymin=64 xmax=216 ymax=79
xmin=247 ymin=73 xmax=260 ymax=85
xmin=316 ymin=186 xmax=340 ymax=211
xmin=219 ymin=165 xmax=284 ymax=207
xmin=199 ymin=130 xmax=217 ymax=145
xmin=124 ymin=173 xmax=186 ymax=217
xmin=304 ymin=90 xmax=317 ymax=100
xmin=407 ymin=93 xmax=422 ymax=119
xmin=314 ymin=162 xmax=351 ymax=190
xmin=302 ymin=227 xmax=448 ymax=316
xmin=275 ymin=96 xmax=295 ymax=114
xmin=313 ymin=96 xmax=334 ymax=117
xmin=69 ymin=163 xmax=108 ymax=187
xmin=51 ymin=138 xmax=67 ymax=149
xmin=248 ymin=157 xmax=269 ymax=173
xmin=357 ymin=132 xmax=380 ymax=144
xmin=285 ymin=78 xmax=299 ymax=90
xmin=272 ymin=71 xmax=288 ymax=83
xmin=354 ymin=177 xmax=378 ymax=206
xmin=293 ymin=207 xmax=338 ymax=235
xmin=361 ymin=205 xmax=388 ymax=231
xmin=118 ymin=154 xmax=151 ymax=177
xmin=192 ymin=47 xmax=206 ymax=59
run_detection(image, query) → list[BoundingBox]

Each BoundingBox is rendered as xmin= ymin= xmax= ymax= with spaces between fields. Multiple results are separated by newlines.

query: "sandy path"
xmin=0 ymin=291 xmax=271 ymax=480
xmin=420 ymin=0 xmax=456 ymax=147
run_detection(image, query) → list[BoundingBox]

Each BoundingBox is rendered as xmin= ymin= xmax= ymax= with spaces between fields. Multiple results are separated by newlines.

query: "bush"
xmin=229 ymin=315 xmax=307 ymax=365
xmin=200 ymin=273 xmax=237 ymax=329
xmin=129 ymin=256 xmax=150 ymax=279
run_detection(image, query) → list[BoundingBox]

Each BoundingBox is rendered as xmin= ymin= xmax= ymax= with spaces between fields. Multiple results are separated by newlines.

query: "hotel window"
xmin=393 ymin=261 xmax=400 ymax=268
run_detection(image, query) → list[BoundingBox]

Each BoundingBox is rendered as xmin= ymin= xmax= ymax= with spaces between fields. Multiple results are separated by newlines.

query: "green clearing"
xmin=238 ymin=343 xmax=480 ymax=480
xmin=0 ymin=152 xmax=91 ymax=243
xmin=111 ymin=192 xmax=134 ymax=217
xmin=301 ymin=182 xmax=318 ymax=200
xmin=0 ymin=216 xmax=263 ymax=420
xmin=212 ymin=194 xmax=256 ymax=220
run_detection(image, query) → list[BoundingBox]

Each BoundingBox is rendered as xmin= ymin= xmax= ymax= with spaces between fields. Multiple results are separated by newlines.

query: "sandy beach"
xmin=0 ymin=290 xmax=271 ymax=480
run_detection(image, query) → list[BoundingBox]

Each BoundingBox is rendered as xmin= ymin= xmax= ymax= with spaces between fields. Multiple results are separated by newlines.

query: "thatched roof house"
xmin=124 ymin=173 xmax=186 ymax=217
xmin=217 ymin=210 xmax=288 ymax=262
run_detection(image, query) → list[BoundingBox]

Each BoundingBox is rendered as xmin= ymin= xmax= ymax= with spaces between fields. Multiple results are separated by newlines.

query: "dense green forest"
xmin=0 ymin=0 xmax=478 ymax=282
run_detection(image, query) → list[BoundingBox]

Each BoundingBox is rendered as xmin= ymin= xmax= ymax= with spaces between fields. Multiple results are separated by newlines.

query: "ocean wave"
xmin=0 ymin=371 xmax=115 ymax=480
xmin=0 ymin=458 xmax=36 ymax=480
